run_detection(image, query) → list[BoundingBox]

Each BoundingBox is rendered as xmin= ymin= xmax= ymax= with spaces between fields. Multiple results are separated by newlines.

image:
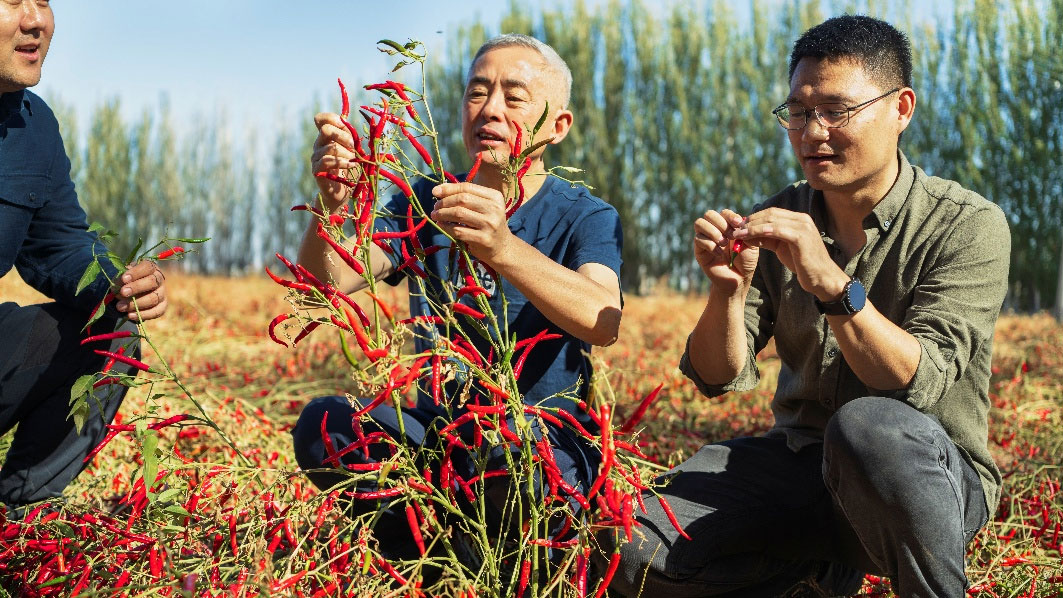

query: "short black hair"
xmin=789 ymin=15 xmax=912 ymax=90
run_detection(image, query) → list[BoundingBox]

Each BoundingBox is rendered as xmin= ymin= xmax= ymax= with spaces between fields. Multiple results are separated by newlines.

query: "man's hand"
xmin=114 ymin=261 xmax=167 ymax=322
xmin=693 ymin=208 xmax=758 ymax=290
xmin=430 ymin=182 xmax=515 ymax=267
xmin=311 ymin=112 xmax=361 ymax=208
xmin=732 ymin=207 xmax=847 ymax=300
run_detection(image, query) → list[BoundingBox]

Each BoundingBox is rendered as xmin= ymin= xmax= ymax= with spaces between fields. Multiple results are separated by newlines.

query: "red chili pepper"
xmin=364 ymin=291 xmax=394 ymax=321
xmin=92 ymin=375 xmax=121 ymax=389
xmin=378 ymin=168 xmax=413 ymax=197
xmin=268 ymin=314 xmax=291 ymax=347
xmin=729 ymin=238 xmax=746 ymax=269
xmin=155 ymin=246 xmax=185 ymax=260
xmin=511 ymin=125 xmax=523 ymax=157
xmin=292 ymin=321 xmax=321 ymax=345
xmin=619 ymin=383 xmax=664 ymax=434
xmin=315 ymin=221 xmax=365 ymax=274
xmin=315 ymin=171 xmax=355 ymax=187
xmin=586 ymin=405 xmax=614 ymax=501
xmin=466 ymin=153 xmax=483 ymax=182
xmin=346 ymin=487 xmax=404 ymax=500
xmin=80 ymin=330 xmax=134 ymax=345
xmin=405 ymin=504 xmax=426 ymax=556
xmin=506 ymin=157 xmax=533 ymax=217
xmin=657 ymin=495 xmax=691 ymax=541
xmin=92 ymin=349 xmax=152 ymax=373
xmin=401 ymin=127 xmax=433 ymax=166
xmin=452 ymin=303 xmax=486 ymax=320
xmin=431 ymin=355 xmax=442 ymax=406
xmin=337 ymin=77 xmax=350 ymax=119
xmin=443 ymin=171 xmax=459 ymax=183
xmin=516 ymin=558 xmax=531 ymax=597
xmin=271 ymin=570 xmax=308 ymax=592
xmin=594 ymin=551 xmax=622 ymax=598
xmin=265 ymin=266 xmax=313 ymax=293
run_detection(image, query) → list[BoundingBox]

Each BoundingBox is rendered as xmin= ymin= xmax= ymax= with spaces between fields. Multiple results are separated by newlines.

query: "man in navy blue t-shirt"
xmin=291 ymin=34 xmax=623 ymax=555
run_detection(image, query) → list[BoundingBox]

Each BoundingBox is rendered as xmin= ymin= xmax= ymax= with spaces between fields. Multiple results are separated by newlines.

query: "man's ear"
xmin=549 ymin=108 xmax=574 ymax=145
xmin=895 ymin=87 xmax=916 ymax=136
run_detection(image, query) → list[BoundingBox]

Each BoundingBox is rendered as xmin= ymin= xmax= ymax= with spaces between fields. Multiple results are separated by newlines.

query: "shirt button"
xmin=883 ymin=219 xmax=891 ymax=229
xmin=827 ymin=348 xmax=837 ymax=358
xmin=28 ymin=192 xmax=36 ymax=201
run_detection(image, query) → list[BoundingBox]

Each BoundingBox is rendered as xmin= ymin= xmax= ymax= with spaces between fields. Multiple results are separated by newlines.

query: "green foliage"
xmin=51 ymin=0 xmax=1061 ymax=312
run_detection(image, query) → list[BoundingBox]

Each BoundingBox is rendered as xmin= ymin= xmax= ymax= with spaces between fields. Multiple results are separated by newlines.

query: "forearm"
xmin=829 ymin=302 xmax=921 ymax=390
xmin=487 ymin=237 xmax=621 ymax=346
xmin=687 ymin=281 xmax=751 ymax=385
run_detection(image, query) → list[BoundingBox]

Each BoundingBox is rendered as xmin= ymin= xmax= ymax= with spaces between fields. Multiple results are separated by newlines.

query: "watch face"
xmin=847 ymin=279 xmax=866 ymax=312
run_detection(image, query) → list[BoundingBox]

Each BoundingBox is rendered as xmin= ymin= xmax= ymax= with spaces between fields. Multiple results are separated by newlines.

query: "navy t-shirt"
xmin=374 ymin=174 xmax=622 ymax=418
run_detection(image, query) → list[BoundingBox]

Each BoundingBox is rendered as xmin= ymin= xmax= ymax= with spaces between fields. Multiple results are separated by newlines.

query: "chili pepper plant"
xmin=261 ymin=39 xmax=678 ymax=596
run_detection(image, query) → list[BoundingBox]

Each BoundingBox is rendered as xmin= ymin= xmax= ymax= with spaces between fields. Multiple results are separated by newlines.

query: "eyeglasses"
xmin=771 ymin=88 xmax=900 ymax=130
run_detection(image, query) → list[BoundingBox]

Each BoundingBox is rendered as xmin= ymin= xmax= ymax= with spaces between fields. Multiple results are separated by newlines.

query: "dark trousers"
xmin=0 ymin=302 xmax=137 ymax=510
xmin=291 ymin=395 xmax=601 ymax=556
xmin=609 ymin=397 xmax=988 ymax=598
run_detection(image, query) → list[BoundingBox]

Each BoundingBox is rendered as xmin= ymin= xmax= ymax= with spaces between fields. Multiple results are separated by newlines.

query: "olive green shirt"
xmin=680 ymin=150 xmax=1010 ymax=511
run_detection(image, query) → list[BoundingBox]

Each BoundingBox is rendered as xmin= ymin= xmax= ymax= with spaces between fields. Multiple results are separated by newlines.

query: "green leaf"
xmin=124 ymin=237 xmax=144 ymax=265
xmin=163 ymin=505 xmax=191 ymax=518
xmin=75 ymin=260 xmax=101 ymax=296
xmin=70 ymin=374 xmax=95 ymax=404
xmin=107 ymin=254 xmax=125 ymax=272
xmin=142 ymin=429 xmax=159 ymax=495
xmin=378 ymin=39 xmax=406 ymax=53
xmin=533 ymin=102 xmax=550 ymax=135
xmin=84 ymin=298 xmax=108 ymax=331
xmin=156 ymin=487 xmax=181 ymax=503
xmin=519 ymin=136 xmax=555 ymax=161
xmin=69 ymin=401 xmax=88 ymax=435
xmin=37 ymin=575 xmax=76 ymax=589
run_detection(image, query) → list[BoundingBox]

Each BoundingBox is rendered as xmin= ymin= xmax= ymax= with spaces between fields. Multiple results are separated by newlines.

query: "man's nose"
xmin=802 ymin=116 xmax=831 ymax=142
xmin=481 ymin=90 xmax=506 ymax=121
xmin=20 ymin=0 xmax=47 ymax=31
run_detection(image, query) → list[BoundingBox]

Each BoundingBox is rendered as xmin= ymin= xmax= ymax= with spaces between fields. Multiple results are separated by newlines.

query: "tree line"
xmin=53 ymin=0 xmax=1062 ymax=315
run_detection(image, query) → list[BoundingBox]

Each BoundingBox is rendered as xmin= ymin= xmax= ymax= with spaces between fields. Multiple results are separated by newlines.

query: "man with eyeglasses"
xmin=606 ymin=15 xmax=1009 ymax=598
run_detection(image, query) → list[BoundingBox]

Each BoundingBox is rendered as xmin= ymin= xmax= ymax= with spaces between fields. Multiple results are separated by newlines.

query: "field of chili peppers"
xmin=0 ymin=270 xmax=1061 ymax=597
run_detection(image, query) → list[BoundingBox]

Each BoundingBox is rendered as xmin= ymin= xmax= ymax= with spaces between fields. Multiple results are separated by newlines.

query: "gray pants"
xmin=607 ymin=397 xmax=988 ymax=598
xmin=0 ymin=302 xmax=138 ymax=510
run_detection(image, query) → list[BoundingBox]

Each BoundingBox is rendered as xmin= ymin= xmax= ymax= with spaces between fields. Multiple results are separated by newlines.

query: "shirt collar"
xmin=506 ymin=174 xmax=556 ymax=232
xmin=865 ymin=149 xmax=914 ymax=233
xmin=807 ymin=148 xmax=914 ymax=236
xmin=0 ymin=89 xmax=27 ymax=124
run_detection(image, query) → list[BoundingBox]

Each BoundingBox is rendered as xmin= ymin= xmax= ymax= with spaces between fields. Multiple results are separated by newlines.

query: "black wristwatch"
xmin=815 ymin=278 xmax=866 ymax=316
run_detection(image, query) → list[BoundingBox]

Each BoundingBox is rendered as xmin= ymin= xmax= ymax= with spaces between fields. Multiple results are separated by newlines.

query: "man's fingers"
xmin=126 ymin=298 xmax=168 ymax=322
xmin=432 ymin=205 xmax=489 ymax=229
xmin=432 ymin=182 xmax=501 ymax=203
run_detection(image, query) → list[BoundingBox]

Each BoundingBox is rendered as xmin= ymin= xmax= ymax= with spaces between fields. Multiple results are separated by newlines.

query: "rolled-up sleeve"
xmin=679 ymin=264 xmax=776 ymax=398
xmin=900 ymin=204 xmax=1010 ymax=410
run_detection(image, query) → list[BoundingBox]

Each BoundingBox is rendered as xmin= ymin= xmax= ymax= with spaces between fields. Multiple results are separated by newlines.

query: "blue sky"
xmin=36 ymin=1 xmax=951 ymax=138
xmin=37 ymin=1 xmax=563 ymax=133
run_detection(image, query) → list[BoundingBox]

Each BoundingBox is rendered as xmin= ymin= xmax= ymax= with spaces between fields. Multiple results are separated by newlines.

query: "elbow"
xmin=585 ymin=304 xmax=622 ymax=347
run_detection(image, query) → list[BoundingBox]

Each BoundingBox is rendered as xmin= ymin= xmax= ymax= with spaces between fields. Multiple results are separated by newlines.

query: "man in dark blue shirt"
xmin=290 ymin=34 xmax=623 ymax=558
xmin=1 ymin=0 xmax=169 ymax=516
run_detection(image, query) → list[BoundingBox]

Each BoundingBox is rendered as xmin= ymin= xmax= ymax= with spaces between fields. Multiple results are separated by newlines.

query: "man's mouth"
xmin=476 ymin=129 xmax=506 ymax=145
xmin=15 ymin=43 xmax=40 ymax=59
xmin=804 ymin=153 xmax=838 ymax=165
